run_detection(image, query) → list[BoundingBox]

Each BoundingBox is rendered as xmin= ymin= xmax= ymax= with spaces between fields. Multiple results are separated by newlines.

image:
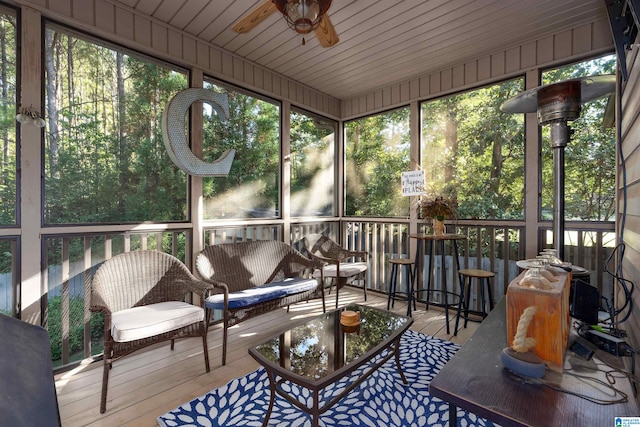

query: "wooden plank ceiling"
xmin=111 ymin=0 xmax=607 ymax=100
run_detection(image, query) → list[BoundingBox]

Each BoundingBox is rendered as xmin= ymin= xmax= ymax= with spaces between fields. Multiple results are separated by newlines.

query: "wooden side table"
xmin=429 ymin=298 xmax=639 ymax=426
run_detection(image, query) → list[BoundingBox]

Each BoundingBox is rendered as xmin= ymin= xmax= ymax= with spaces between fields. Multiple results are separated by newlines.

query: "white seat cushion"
xmin=312 ymin=261 xmax=368 ymax=278
xmin=111 ymin=301 xmax=204 ymax=343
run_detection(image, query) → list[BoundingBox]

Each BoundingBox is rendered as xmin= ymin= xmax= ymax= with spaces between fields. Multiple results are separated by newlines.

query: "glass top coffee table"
xmin=249 ymin=304 xmax=413 ymax=427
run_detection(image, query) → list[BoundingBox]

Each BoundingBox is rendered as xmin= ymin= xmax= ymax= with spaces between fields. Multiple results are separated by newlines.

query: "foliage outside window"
xmin=0 ymin=11 xmax=18 ymax=317
xmin=0 ymin=238 xmax=16 ymax=316
xmin=345 ymin=107 xmax=411 ymax=217
xmin=0 ymin=13 xmax=16 ymax=227
xmin=43 ymin=27 xmax=189 ymax=224
xmin=420 ymin=78 xmax=525 ymax=220
xmin=290 ymin=109 xmax=336 ymax=217
xmin=541 ymin=54 xmax=616 ymax=221
xmin=202 ymin=79 xmax=280 ymax=219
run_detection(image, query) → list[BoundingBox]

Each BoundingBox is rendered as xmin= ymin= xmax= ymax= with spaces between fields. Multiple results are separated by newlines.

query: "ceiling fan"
xmin=232 ymin=0 xmax=339 ymax=47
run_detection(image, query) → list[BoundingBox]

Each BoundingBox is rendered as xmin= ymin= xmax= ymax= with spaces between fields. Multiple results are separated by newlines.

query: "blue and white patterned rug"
xmin=157 ymin=330 xmax=497 ymax=427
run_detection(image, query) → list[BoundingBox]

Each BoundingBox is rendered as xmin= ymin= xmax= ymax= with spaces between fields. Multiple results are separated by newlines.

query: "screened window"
xmin=43 ymin=26 xmax=189 ymax=224
xmin=0 ymin=11 xmax=17 ymax=226
xmin=345 ymin=107 xmax=411 ymax=217
xmin=0 ymin=9 xmax=17 ymax=317
xmin=290 ymin=109 xmax=336 ymax=217
xmin=541 ymin=54 xmax=616 ymax=221
xmin=0 ymin=238 xmax=17 ymax=316
xmin=420 ymin=78 xmax=525 ymax=220
xmin=202 ymin=79 xmax=280 ymax=220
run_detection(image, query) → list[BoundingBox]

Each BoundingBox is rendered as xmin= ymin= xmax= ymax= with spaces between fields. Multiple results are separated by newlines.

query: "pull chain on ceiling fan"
xmin=232 ymin=0 xmax=339 ymax=47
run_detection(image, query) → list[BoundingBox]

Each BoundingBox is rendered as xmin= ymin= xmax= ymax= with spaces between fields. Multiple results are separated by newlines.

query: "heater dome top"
xmin=500 ymin=74 xmax=615 ymax=114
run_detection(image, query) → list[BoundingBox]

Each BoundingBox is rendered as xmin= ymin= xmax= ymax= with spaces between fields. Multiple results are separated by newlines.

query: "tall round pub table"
xmin=409 ymin=233 xmax=466 ymax=334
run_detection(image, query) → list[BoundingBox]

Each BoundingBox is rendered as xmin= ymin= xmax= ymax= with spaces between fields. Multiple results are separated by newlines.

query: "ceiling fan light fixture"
xmin=277 ymin=0 xmax=331 ymax=34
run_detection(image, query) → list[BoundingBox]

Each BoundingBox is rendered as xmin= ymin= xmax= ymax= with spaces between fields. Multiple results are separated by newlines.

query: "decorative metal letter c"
xmin=162 ymin=88 xmax=235 ymax=176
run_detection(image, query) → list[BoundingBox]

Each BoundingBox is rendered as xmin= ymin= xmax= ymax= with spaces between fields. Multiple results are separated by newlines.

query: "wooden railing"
xmin=538 ymin=223 xmax=617 ymax=301
xmin=204 ymin=224 xmax=283 ymax=245
xmin=31 ymin=219 xmax=614 ymax=370
xmin=292 ymin=219 xmax=616 ymax=313
xmin=41 ymin=230 xmax=190 ymax=368
xmin=333 ymin=220 xmax=526 ymax=307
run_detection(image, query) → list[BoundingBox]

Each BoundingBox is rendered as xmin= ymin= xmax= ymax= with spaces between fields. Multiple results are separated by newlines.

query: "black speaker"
xmin=570 ymin=279 xmax=599 ymax=325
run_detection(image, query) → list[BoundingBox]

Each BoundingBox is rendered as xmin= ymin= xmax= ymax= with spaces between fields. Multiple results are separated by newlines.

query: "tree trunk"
xmin=0 ymin=20 xmax=8 ymax=186
xmin=44 ymin=30 xmax=60 ymax=175
xmin=117 ymin=52 xmax=126 ymax=216
xmin=67 ymin=36 xmax=74 ymax=137
xmin=444 ymin=104 xmax=458 ymax=183
xmin=490 ymin=138 xmax=502 ymax=193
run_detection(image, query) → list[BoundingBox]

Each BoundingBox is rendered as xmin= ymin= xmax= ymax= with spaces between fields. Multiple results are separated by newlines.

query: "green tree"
xmin=122 ymin=60 xmax=188 ymax=221
xmin=44 ymin=31 xmax=188 ymax=224
xmin=541 ymin=54 xmax=616 ymax=221
xmin=0 ymin=15 xmax=17 ymax=228
xmin=290 ymin=110 xmax=336 ymax=217
xmin=202 ymin=82 xmax=280 ymax=219
xmin=345 ymin=107 xmax=411 ymax=217
xmin=421 ymin=78 xmax=525 ymax=219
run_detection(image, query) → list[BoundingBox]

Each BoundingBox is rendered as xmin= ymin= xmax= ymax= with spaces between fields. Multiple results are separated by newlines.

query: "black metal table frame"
xmin=411 ymin=234 xmax=466 ymax=334
xmin=261 ymin=336 xmax=406 ymax=427
xmin=249 ymin=306 xmax=413 ymax=427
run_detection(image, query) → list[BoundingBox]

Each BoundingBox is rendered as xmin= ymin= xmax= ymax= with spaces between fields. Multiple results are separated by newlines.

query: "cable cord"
xmin=508 ymin=339 xmax=636 ymax=406
xmin=604 ymin=75 xmax=634 ymax=326
xmin=596 ymin=344 xmax=639 ymax=397
xmin=519 ymin=369 xmax=629 ymax=405
xmin=566 ymin=348 xmax=640 ymax=400
xmin=617 ymin=73 xmax=627 ymax=241
xmin=602 ymin=242 xmax=634 ymax=325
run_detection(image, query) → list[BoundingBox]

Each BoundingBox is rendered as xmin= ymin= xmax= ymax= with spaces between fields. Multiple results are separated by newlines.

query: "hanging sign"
xmin=401 ymin=170 xmax=426 ymax=196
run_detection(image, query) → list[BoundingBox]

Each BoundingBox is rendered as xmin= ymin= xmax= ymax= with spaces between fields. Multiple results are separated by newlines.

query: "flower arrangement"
xmin=420 ymin=194 xmax=458 ymax=221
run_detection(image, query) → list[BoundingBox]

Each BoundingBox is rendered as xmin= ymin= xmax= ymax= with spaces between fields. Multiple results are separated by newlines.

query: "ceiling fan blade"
xmin=315 ymin=14 xmax=339 ymax=47
xmin=232 ymin=0 xmax=278 ymax=33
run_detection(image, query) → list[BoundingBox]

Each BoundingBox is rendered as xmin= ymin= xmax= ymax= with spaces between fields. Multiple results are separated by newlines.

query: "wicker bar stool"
xmin=454 ymin=268 xmax=495 ymax=335
xmin=387 ymin=258 xmax=417 ymax=316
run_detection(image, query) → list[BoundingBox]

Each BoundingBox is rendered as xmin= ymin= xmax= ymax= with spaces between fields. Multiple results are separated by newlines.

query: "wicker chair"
xmin=302 ymin=234 xmax=368 ymax=308
xmin=90 ymin=250 xmax=215 ymax=413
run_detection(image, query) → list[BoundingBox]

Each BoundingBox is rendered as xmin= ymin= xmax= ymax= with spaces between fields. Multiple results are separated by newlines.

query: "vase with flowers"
xmin=420 ymin=193 xmax=458 ymax=236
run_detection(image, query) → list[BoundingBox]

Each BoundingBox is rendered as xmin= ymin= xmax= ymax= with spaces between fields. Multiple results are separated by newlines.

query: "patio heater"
xmin=500 ymin=75 xmax=615 ymax=260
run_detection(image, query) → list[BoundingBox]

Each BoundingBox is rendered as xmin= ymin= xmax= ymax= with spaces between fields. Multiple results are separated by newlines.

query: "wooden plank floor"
xmin=55 ymin=288 xmax=480 ymax=427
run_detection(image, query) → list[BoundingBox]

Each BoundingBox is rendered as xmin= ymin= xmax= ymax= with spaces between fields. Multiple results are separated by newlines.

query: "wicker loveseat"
xmin=196 ymin=240 xmax=325 ymax=365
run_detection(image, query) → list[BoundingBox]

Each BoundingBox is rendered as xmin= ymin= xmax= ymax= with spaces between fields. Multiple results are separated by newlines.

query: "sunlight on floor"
xmin=290 ymin=313 xmax=321 ymax=320
xmin=55 ymin=358 xmax=94 ymax=389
